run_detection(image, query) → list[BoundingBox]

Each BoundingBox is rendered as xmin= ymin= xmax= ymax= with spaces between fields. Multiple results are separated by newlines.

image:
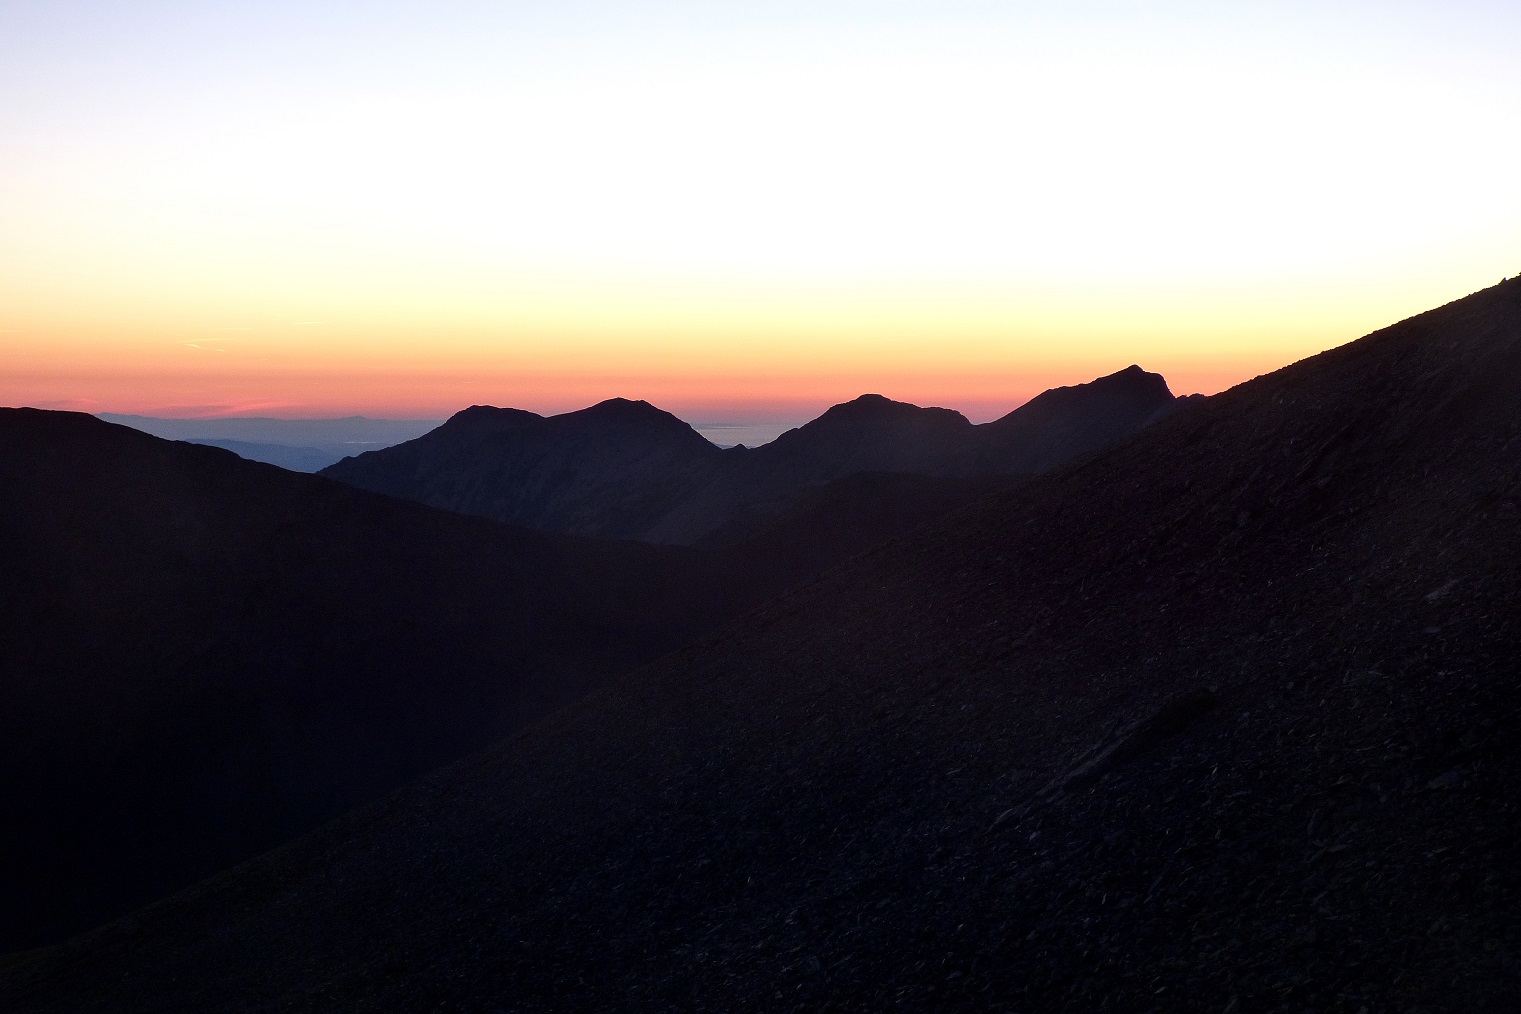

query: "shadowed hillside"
xmin=0 ymin=414 xmax=730 ymax=951
xmin=5 ymin=280 xmax=1516 ymax=1010
xmin=0 ymin=412 xmax=1030 ymax=954
xmin=323 ymin=366 xmax=1190 ymax=544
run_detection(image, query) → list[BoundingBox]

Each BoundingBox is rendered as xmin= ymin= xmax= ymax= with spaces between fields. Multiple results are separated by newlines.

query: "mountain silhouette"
xmin=321 ymin=399 xmax=724 ymax=539
xmin=765 ymin=393 xmax=976 ymax=471
xmin=0 ymin=409 xmax=1024 ymax=953
xmin=977 ymin=362 xmax=1200 ymax=472
xmin=8 ymin=279 xmax=1516 ymax=1011
xmin=322 ymin=365 xmax=1188 ymax=544
xmin=647 ymin=366 xmax=1191 ymax=543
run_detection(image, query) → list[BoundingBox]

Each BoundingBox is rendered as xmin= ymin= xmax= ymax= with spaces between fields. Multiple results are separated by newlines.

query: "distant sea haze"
xmin=99 ymin=412 xmax=850 ymax=470
xmin=98 ymin=414 xmax=446 ymax=472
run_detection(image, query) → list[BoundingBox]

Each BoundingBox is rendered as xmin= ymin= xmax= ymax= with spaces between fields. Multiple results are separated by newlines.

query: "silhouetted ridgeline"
xmin=0 ymin=407 xmax=1053 ymax=953
xmin=6 ymin=280 xmax=1517 ymax=1011
xmin=0 ymin=413 xmax=729 ymax=951
xmin=321 ymin=365 xmax=1194 ymax=544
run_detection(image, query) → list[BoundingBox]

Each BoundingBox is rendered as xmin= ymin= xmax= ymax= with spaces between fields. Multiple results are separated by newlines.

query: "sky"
xmin=3 ymin=1 xmax=1519 ymax=428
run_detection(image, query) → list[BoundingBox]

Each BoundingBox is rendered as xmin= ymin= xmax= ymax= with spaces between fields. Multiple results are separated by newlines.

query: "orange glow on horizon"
xmin=5 ymin=7 xmax=1518 ymax=425
xmin=1 ymin=269 xmax=1488 ymax=423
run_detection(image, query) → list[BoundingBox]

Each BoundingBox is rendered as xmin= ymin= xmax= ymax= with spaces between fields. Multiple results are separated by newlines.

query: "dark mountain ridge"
xmin=322 ymin=365 xmax=1189 ymax=544
xmin=319 ymin=398 xmax=724 ymax=540
xmin=0 ymin=412 xmax=734 ymax=951
xmin=0 ymin=409 xmax=1032 ymax=954
xmin=978 ymin=362 xmax=1194 ymax=472
xmin=8 ymin=280 xmax=1517 ymax=1010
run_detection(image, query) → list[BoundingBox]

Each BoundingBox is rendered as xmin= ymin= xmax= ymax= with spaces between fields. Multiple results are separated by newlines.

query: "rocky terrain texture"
xmin=322 ymin=365 xmax=1189 ymax=544
xmin=4 ymin=280 xmax=1516 ymax=1010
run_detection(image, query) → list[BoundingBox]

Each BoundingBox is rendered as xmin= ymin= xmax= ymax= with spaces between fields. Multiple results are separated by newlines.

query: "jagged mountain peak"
xmin=991 ymin=364 xmax=1174 ymax=423
xmin=984 ymin=363 xmax=1179 ymax=439
xmin=1093 ymin=362 xmax=1173 ymax=394
xmin=323 ymin=366 xmax=1187 ymax=543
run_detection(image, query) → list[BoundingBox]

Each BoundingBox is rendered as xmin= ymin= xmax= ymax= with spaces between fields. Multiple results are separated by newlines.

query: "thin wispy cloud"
xmin=148 ymin=400 xmax=298 ymax=418
xmin=36 ymin=398 xmax=102 ymax=411
xmin=180 ymin=337 xmax=238 ymax=353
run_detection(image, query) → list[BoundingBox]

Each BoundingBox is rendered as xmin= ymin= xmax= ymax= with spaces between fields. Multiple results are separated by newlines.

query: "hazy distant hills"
xmin=10 ymin=281 xmax=1516 ymax=1010
xmin=98 ymin=414 xmax=442 ymax=472
xmin=322 ymin=365 xmax=1195 ymax=543
xmin=0 ymin=414 xmax=731 ymax=950
xmin=174 ymin=437 xmax=350 ymax=472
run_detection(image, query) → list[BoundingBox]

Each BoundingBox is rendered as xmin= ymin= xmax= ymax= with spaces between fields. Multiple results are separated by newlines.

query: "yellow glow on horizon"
xmin=2 ymin=267 xmax=1479 ymax=420
xmin=3 ymin=5 xmax=1519 ymax=419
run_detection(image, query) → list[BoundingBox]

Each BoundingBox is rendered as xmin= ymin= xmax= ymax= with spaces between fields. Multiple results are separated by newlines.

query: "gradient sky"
xmin=3 ymin=1 xmax=1519 ymax=424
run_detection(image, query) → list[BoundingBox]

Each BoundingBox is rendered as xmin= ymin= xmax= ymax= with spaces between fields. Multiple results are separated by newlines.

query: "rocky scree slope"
xmin=6 ymin=280 xmax=1520 ymax=1011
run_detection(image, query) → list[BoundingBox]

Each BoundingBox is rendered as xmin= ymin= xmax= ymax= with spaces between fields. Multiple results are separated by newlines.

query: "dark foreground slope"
xmin=0 ymin=414 xmax=734 ymax=951
xmin=7 ymin=280 xmax=1521 ymax=1011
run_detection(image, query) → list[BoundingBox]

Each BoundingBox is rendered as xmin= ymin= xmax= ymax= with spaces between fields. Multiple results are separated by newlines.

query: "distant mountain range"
xmin=9 ymin=281 xmax=1516 ymax=1011
xmin=322 ymin=365 xmax=1199 ymax=543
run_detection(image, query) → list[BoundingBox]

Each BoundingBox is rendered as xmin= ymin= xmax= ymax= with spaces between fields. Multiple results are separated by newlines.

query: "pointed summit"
xmin=989 ymin=365 xmax=1174 ymax=428
xmin=979 ymin=363 xmax=1184 ymax=472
